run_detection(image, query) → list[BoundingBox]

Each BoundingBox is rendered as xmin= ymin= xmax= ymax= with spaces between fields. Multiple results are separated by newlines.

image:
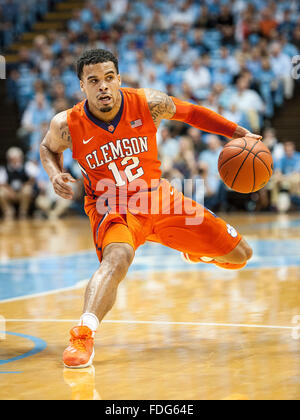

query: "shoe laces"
xmin=69 ymin=326 xmax=93 ymax=352
xmin=70 ymin=337 xmax=87 ymax=352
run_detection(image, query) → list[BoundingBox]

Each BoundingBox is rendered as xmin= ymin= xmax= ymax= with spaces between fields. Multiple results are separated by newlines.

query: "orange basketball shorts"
xmin=84 ymin=179 xmax=242 ymax=262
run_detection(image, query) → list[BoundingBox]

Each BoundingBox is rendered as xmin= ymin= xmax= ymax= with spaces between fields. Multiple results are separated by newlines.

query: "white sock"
xmin=79 ymin=312 xmax=99 ymax=335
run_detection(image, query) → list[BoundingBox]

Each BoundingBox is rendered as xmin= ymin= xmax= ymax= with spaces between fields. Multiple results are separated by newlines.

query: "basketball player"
xmin=40 ymin=49 xmax=261 ymax=368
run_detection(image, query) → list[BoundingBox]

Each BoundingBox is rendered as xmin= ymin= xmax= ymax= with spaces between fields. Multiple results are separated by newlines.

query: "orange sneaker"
xmin=181 ymin=253 xmax=247 ymax=270
xmin=63 ymin=326 xmax=95 ymax=369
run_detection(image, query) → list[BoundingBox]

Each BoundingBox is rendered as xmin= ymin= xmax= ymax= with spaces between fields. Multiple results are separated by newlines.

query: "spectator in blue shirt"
xmin=61 ymin=66 xmax=81 ymax=102
xmin=271 ymin=141 xmax=300 ymax=212
xmin=278 ymin=10 xmax=296 ymax=41
xmin=21 ymin=93 xmax=55 ymax=146
xmin=212 ymin=65 xmax=233 ymax=86
xmin=2 ymin=0 xmax=18 ymax=25
xmin=198 ymin=135 xmax=223 ymax=210
xmin=161 ymin=60 xmax=182 ymax=89
xmin=256 ymin=57 xmax=278 ymax=118
xmin=67 ymin=9 xmax=84 ymax=34
xmin=246 ymin=47 xmax=262 ymax=76
xmin=276 ymin=141 xmax=300 ymax=174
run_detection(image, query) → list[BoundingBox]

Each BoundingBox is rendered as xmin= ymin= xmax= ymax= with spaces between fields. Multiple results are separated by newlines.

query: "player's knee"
xmin=223 ymin=239 xmax=252 ymax=265
xmin=115 ymin=244 xmax=135 ymax=268
xmin=233 ymin=240 xmax=253 ymax=264
xmin=245 ymin=243 xmax=253 ymax=261
xmin=103 ymin=243 xmax=135 ymax=273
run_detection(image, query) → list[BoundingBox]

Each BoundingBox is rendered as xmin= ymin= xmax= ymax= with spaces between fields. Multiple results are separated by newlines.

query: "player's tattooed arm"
xmin=144 ymin=88 xmax=176 ymax=128
xmin=60 ymin=120 xmax=73 ymax=150
xmin=43 ymin=111 xmax=73 ymax=153
xmin=40 ymin=111 xmax=76 ymax=200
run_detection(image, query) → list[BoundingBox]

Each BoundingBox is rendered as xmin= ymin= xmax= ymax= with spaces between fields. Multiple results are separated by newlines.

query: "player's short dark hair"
xmin=76 ymin=49 xmax=119 ymax=80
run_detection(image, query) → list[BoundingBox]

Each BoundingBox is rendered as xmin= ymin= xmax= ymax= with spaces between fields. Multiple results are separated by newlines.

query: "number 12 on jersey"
xmin=108 ymin=156 xmax=144 ymax=187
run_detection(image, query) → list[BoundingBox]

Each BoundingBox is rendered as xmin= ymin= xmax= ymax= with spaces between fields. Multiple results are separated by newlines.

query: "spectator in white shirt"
xmin=170 ymin=2 xmax=195 ymax=26
xmin=229 ymin=76 xmax=265 ymax=132
xmin=270 ymin=41 xmax=294 ymax=99
xmin=219 ymin=46 xmax=240 ymax=76
xmin=183 ymin=58 xmax=211 ymax=99
xmin=263 ymin=127 xmax=284 ymax=162
xmin=169 ymin=39 xmax=198 ymax=67
xmin=198 ymin=135 xmax=223 ymax=208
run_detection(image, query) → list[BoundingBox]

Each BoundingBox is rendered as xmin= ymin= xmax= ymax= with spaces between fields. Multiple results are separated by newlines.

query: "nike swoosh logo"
xmin=170 ymin=189 xmax=174 ymax=196
xmin=83 ymin=136 xmax=94 ymax=145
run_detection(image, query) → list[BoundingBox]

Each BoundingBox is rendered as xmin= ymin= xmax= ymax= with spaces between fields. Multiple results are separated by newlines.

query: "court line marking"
xmin=0 ymin=331 xmax=47 ymax=370
xmin=2 ymin=319 xmax=295 ymax=330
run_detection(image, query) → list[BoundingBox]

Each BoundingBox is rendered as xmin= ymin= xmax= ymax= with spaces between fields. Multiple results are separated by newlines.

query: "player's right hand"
xmin=51 ymin=173 xmax=76 ymax=200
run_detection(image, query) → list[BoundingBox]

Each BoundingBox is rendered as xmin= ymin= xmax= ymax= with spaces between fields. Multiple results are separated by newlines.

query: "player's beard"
xmin=99 ymin=105 xmax=113 ymax=113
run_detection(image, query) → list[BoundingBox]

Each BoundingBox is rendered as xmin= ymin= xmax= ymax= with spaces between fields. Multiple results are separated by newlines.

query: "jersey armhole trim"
xmin=138 ymin=88 xmax=158 ymax=133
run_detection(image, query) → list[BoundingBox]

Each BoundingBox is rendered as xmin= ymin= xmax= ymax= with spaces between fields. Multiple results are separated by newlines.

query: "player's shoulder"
xmin=142 ymin=88 xmax=176 ymax=122
xmin=51 ymin=110 xmax=68 ymax=126
xmin=121 ymin=87 xmax=152 ymax=112
xmin=141 ymin=87 xmax=173 ymax=106
xmin=51 ymin=103 xmax=82 ymax=129
xmin=121 ymin=86 xmax=170 ymax=105
xmin=121 ymin=86 xmax=141 ymax=94
xmin=52 ymin=101 xmax=85 ymax=128
xmin=120 ymin=86 xmax=146 ymax=99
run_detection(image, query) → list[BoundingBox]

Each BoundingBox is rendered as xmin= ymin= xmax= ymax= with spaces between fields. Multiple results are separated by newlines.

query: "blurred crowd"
xmin=1 ymin=0 xmax=300 ymax=220
xmin=0 ymin=0 xmax=62 ymax=49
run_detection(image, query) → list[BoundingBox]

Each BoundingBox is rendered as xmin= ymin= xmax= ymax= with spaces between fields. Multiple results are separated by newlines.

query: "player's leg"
xmin=63 ymin=219 xmax=135 ymax=369
xmin=212 ymin=237 xmax=252 ymax=264
xmin=151 ymin=181 xmax=252 ymax=270
xmin=182 ymin=235 xmax=252 ymax=269
xmin=82 ymin=241 xmax=134 ymax=322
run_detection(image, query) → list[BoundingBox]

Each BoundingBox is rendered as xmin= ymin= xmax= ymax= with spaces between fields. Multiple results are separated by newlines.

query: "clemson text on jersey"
xmin=84 ymin=136 xmax=148 ymax=170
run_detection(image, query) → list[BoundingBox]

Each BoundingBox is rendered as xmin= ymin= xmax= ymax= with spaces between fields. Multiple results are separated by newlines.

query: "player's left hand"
xmin=232 ymin=126 xmax=262 ymax=141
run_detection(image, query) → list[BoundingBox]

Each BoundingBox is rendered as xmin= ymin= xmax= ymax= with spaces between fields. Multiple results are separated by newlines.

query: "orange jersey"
xmin=67 ymin=87 xmax=161 ymax=200
xmin=67 ymin=88 xmax=243 ymax=263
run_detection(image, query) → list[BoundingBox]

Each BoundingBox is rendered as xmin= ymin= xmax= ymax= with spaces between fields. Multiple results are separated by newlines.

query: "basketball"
xmin=218 ymin=137 xmax=273 ymax=194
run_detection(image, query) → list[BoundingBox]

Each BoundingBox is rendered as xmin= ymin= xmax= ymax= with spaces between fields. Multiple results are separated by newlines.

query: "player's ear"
xmin=117 ymin=74 xmax=121 ymax=86
xmin=80 ymin=80 xmax=85 ymax=94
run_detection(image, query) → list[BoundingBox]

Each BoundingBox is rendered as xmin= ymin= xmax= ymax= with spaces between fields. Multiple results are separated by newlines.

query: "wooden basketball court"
xmin=0 ymin=214 xmax=299 ymax=400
